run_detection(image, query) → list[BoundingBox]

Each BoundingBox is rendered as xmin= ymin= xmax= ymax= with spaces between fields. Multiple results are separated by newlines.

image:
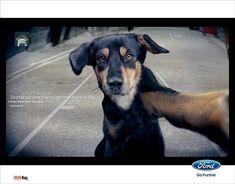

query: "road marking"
xmin=154 ymin=71 xmax=170 ymax=88
xmin=154 ymin=69 xmax=225 ymax=157
xmin=169 ymin=32 xmax=175 ymax=41
xmin=6 ymin=53 xmax=70 ymax=84
xmin=60 ymin=106 xmax=75 ymax=110
xmin=9 ymin=73 xmax=93 ymax=157
xmin=7 ymin=48 xmax=76 ymax=80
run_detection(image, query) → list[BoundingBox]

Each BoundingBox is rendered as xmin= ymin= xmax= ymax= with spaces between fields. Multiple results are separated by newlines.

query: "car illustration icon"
xmin=17 ymin=38 xmax=28 ymax=47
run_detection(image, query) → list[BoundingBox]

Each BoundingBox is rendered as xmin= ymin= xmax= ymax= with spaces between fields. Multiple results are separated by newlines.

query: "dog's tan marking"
xmin=111 ymin=61 xmax=142 ymax=110
xmin=141 ymin=90 xmax=229 ymax=138
xmin=102 ymin=48 xmax=109 ymax=58
xmin=120 ymin=47 xmax=127 ymax=57
xmin=213 ymin=94 xmax=229 ymax=138
xmin=95 ymin=66 xmax=109 ymax=85
xmin=137 ymin=35 xmax=158 ymax=54
xmin=134 ymin=61 xmax=142 ymax=80
xmin=122 ymin=61 xmax=142 ymax=88
xmin=109 ymin=124 xmax=121 ymax=139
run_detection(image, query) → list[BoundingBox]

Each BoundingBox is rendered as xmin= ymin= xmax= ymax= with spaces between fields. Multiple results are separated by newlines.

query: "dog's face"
xmin=69 ymin=33 xmax=169 ymax=110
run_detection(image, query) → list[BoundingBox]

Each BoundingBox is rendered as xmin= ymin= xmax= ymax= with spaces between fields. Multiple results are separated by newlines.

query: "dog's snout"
xmin=108 ymin=77 xmax=123 ymax=88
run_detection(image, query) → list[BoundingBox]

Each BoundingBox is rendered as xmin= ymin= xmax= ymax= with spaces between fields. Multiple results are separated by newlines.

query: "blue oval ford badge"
xmin=192 ymin=160 xmax=221 ymax=171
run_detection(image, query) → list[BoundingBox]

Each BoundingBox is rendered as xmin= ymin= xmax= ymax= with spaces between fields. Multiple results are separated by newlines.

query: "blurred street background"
xmin=6 ymin=27 xmax=229 ymax=157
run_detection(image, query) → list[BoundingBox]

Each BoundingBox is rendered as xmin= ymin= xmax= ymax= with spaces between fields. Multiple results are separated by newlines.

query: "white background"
xmin=0 ymin=0 xmax=234 ymax=184
xmin=0 ymin=0 xmax=235 ymax=18
xmin=1 ymin=165 xmax=235 ymax=184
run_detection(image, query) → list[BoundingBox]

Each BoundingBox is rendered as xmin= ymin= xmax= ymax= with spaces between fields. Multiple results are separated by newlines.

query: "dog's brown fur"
xmin=141 ymin=90 xmax=229 ymax=139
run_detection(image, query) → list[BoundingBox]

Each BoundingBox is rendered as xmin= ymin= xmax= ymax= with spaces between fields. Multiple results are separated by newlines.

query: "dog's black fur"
xmin=69 ymin=33 xmax=173 ymax=158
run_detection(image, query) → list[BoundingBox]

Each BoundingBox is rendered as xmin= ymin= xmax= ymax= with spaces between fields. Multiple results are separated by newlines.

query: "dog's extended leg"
xmin=141 ymin=90 xmax=229 ymax=150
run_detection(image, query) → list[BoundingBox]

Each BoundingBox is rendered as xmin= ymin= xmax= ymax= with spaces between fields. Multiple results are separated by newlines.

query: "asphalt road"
xmin=6 ymin=27 xmax=229 ymax=157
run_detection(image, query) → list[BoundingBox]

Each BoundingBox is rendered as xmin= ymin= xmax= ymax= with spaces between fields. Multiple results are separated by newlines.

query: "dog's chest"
xmin=104 ymin=114 xmax=142 ymax=140
xmin=103 ymin=97 xmax=146 ymax=140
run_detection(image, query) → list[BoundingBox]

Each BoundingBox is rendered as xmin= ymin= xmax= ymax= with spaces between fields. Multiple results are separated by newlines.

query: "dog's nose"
xmin=108 ymin=77 xmax=123 ymax=88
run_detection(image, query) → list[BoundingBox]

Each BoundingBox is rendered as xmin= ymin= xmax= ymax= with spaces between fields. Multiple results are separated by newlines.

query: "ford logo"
xmin=192 ymin=160 xmax=221 ymax=171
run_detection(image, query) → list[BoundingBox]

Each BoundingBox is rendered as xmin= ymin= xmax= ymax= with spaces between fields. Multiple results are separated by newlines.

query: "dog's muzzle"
xmin=107 ymin=77 xmax=123 ymax=95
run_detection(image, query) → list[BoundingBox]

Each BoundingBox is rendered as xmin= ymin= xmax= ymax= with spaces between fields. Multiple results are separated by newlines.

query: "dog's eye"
xmin=125 ymin=54 xmax=132 ymax=61
xmin=97 ymin=56 xmax=106 ymax=64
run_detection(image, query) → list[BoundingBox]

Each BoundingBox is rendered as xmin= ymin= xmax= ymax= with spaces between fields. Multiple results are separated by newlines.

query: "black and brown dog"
xmin=69 ymin=33 xmax=229 ymax=157
xmin=69 ymin=33 xmax=170 ymax=157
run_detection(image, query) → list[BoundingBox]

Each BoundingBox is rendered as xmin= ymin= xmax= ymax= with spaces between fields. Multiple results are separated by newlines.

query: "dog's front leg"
xmin=95 ymin=137 xmax=114 ymax=157
xmin=95 ymin=138 xmax=106 ymax=157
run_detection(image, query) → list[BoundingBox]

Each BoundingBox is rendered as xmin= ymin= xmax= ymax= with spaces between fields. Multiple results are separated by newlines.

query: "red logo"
xmin=14 ymin=176 xmax=28 ymax=180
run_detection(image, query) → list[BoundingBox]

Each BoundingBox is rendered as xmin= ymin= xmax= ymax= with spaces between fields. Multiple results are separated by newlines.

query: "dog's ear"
xmin=137 ymin=34 xmax=169 ymax=54
xmin=69 ymin=42 xmax=92 ymax=75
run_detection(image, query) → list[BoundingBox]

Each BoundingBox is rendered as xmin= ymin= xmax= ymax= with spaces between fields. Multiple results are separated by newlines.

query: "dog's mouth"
xmin=108 ymin=85 xmax=135 ymax=96
xmin=109 ymin=87 xmax=123 ymax=95
xmin=109 ymin=85 xmax=137 ymax=110
xmin=105 ymin=89 xmax=125 ymax=96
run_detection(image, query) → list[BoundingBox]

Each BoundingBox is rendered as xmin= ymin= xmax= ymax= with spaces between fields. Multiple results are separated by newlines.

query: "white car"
xmin=17 ymin=38 xmax=28 ymax=47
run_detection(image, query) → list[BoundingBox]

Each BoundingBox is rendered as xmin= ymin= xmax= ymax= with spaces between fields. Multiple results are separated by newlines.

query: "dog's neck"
xmin=102 ymin=90 xmax=145 ymax=139
xmin=102 ymin=86 xmax=143 ymax=119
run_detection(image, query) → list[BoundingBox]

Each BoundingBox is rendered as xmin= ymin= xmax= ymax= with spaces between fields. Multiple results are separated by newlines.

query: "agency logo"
xmin=192 ymin=160 xmax=221 ymax=171
xmin=13 ymin=175 xmax=28 ymax=180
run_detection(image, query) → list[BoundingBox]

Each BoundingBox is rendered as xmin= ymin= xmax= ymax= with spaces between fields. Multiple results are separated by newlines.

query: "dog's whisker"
xmin=92 ymin=87 xmax=101 ymax=94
